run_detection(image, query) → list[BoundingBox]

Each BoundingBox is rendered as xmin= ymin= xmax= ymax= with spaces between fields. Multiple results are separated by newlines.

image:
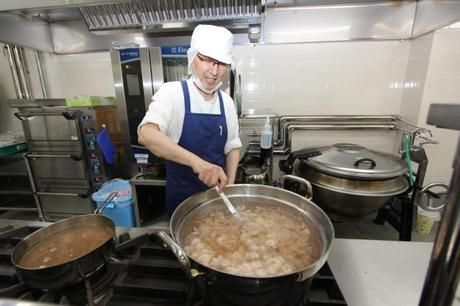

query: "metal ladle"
xmin=215 ymin=186 xmax=242 ymax=221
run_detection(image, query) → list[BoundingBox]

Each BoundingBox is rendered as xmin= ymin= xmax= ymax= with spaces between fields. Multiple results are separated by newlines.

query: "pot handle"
xmin=155 ymin=230 xmax=202 ymax=280
xmin=418 ymin=182 xmax=449 ymax=211
xmin=279 ymin=148 xmax=322 ymax=174
xmin=421 ymin=182 xmax=449 ymax=194
xmin=281 ymin=175 xmax=313 ymax=201
xmin=354 ymin=158 xmax=376 ymax=169
xmin=94 ymin=192 xmax=118 ymax=215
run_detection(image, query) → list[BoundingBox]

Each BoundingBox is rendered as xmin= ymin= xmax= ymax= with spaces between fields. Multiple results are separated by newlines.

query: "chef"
xmin=138 ymin=24 xmax=241 ymax=216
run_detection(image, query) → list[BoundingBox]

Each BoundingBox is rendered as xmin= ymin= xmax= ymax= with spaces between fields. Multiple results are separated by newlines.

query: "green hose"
xmin=404 ymin=134 xmax=414 ymax=187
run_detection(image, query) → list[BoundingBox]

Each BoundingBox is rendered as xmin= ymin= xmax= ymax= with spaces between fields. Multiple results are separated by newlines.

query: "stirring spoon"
xmin=215 ymin=186 xmax=242 ymax=221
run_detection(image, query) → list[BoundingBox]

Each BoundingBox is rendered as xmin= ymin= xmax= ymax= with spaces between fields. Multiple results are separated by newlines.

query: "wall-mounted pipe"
xmin=274 ymin=115 xmax=399 ymax=147
xmin=4 ymin=45 xmax=23 ymax=99
xmin=34 ymin=50 xmax=48 ymax=98
xmin=239 ymin=114 xmax=431 ymax=155
xmin=17 ymin=47 xmax=32 ymax=98
xmin=274 ymin=124 xmax=396 ymax=154
xmin=12 ymin=46 xmax=31 ymax=99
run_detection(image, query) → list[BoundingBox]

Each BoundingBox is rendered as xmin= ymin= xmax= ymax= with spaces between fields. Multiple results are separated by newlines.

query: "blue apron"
xmin=165 ymin=81 xmax=227 ymax=216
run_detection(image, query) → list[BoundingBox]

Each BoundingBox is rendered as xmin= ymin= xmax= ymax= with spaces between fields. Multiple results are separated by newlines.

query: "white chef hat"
xmin=187 ymin=24 xmax=233 ymax=73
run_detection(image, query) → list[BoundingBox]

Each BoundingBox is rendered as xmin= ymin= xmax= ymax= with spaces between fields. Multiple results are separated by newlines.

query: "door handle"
xmin=14 ymin=112 xmax=34 ymax=121
xmin=15 ymin=111 xmax=77 ymax=119
xmin=35 ymin=191 xmax=89 ymax=198
xmin=62 ymin=111 xmax=75 ymax=120
xmin=27 ymin=153 xmax=83 ymax=160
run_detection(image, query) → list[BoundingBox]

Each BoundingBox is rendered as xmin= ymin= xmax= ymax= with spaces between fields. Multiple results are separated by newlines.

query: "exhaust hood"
xmin=0 ymin=0 xmax=264 ymax=32
xmin=0 ymin=0 xmax=460 ymax=52
xmin=78 ymin=0 xmax=264 ymax=32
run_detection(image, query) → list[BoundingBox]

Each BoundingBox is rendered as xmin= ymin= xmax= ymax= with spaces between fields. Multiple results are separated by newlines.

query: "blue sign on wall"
xmin=161 ymin=46 xmax=190 ymax=57
xmin=120 ymin=48 xmax=140 ymax=62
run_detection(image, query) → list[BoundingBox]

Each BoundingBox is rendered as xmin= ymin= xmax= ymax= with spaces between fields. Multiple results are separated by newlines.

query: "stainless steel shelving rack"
xmin=0 ymin=152 xmax=38 ymax=217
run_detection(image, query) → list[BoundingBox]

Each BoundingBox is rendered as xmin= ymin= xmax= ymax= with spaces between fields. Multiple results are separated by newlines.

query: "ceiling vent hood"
xmin=78 ymin=0 xmax=264 ymax=33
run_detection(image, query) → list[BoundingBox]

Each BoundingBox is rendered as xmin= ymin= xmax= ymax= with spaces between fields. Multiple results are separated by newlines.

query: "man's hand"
xmin=190 ymin=157 xmax=228 ymax=190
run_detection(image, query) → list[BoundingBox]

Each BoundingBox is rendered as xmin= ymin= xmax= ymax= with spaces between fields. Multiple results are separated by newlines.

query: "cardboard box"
xmin=65 ymin=96 xmax=116 ymax=107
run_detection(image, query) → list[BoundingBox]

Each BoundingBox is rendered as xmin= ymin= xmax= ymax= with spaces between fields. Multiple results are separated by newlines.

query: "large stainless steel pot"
xmin=280 ymin=143 xmax=409 ymax=220
xmin=156 ymin=180 xmax=334 ymax=306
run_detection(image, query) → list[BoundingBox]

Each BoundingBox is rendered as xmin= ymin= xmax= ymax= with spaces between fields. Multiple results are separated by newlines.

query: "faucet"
xmin=414 ymin=128 xmax=439 ymax=146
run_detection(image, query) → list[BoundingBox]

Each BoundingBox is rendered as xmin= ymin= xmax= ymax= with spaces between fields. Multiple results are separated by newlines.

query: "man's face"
xmin=192 ymin=53 xmax=229 ymax=91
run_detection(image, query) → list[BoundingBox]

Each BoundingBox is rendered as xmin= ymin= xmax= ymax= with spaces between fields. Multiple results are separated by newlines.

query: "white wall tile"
xmin=234 ymin=40 xmax=413 ymax=162
xmin=234 ymin=40 xmax=411 ymax=116
xmin=400 ymin=33 xmax=433 ymax=125
xmin=416 ymin=28 xmax=460 ymax=185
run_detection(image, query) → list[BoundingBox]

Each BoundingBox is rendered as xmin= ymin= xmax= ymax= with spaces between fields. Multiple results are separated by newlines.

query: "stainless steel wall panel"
xmin=263 ymin=1 xmax=416 ymax=43
xmin=111 ymin=49 xmax=135 ymax=177
xmin=140 ymin=48 xmax=154 ymax=110
xmin=50 ymin=20 xmax=249 ymax=54
xmin=412 ymin=0 xmax=460 ymax=37
xmin=0 ymin=14 xmax=53 ymax=52
xmin=149 ymin=47 xmax=164 ymax=96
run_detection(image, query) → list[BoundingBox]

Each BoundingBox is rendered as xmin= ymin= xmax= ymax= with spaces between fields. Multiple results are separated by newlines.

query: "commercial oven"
xmin=9 ymin=99 xmax=122 ymax=221
xmin=111 ymin=46 xmax=188 ymax=176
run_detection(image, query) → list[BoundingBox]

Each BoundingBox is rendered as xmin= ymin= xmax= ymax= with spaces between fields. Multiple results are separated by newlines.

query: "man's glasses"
xmin=196 ymin=53 xmax=229 ymax=69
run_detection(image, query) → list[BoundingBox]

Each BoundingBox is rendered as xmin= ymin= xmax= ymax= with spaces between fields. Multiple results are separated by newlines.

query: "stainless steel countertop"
xmin=1 ymin=219 xmax=459 ymax=306
xmin=328 ymin=239 xmax=460 ymax=306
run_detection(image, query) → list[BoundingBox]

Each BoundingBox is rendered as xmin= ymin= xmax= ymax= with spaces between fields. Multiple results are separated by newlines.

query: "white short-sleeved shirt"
xmin=138 ymin=79 xmax=241 ymax=154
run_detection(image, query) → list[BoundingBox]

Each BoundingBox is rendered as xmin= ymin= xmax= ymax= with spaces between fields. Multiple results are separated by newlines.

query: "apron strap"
xmin=180 ymin=80 xmax=191 ymax=113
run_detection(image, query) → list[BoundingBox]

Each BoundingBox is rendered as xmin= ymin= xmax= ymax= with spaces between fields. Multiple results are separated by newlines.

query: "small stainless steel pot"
xmin=11 ymin=193 xmax=118 ymax=290
xmin=11 ymin=215 xmax=115 ymax=290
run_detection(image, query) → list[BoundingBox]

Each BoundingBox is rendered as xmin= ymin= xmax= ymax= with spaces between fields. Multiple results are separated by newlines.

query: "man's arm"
xmin=138 ymin=123 xmax=228 ymax=189
xmin=225 ymin=148 xmax=240 ymax=184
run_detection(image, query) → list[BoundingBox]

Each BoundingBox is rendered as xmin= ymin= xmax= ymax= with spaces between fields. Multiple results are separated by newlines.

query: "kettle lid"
xmin=300 ymin=143 xmax=407 ymax=180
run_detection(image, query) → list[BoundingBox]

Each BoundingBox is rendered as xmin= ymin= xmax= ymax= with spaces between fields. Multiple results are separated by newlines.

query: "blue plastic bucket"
xmin=91 ymin=179 xmax=135 ymax=227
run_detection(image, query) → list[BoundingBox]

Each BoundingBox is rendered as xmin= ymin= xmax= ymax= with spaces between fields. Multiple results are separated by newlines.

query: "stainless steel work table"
xmin=328 ymin=238 xmax=459 ymax=306
xmin=129 ymin=172 xmax=166 ymax=227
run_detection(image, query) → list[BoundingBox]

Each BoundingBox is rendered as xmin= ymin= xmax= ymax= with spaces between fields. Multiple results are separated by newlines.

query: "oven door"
xmin=15 ymin=110 xmax=83 ymax=152
xmin=35 ymin=189 xmax=94 ymax=221
xmin=25 ymin=153 xmax=90 ymax=189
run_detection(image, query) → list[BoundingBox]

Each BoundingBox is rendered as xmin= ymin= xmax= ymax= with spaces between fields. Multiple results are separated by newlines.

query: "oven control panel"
xmin=80 ymin=114 xmax=105 ymax=190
